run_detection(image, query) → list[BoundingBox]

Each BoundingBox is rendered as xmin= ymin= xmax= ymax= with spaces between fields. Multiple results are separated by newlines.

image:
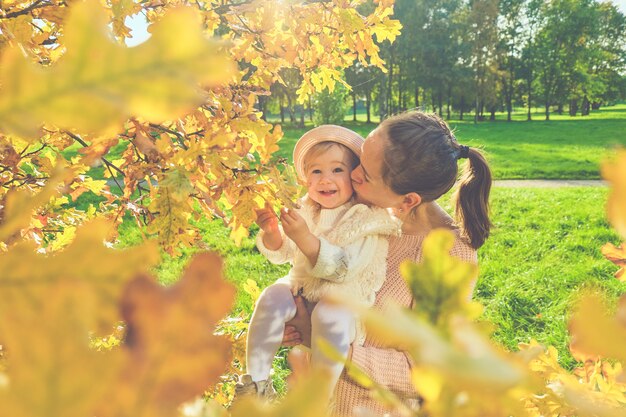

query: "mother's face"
xmin=350 ymin=128 xmax=403 ymax=209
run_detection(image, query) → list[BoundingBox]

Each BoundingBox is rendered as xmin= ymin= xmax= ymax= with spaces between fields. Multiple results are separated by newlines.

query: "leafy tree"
xmin=312 ymin=85 xmax=349 ymax=126
xmin=0 ymin=0 xmax=401 ymax=254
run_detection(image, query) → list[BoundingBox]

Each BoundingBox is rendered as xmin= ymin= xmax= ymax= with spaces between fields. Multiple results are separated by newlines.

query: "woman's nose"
xmin=351 ymin=166 xmax=363 ymax=184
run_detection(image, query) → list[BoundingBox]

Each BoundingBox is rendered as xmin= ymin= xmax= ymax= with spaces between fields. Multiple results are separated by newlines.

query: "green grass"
xmin=274 ymin=104 xmax=626 ymax=180
xmin=470 ymin=187 xmax=625 ymax=368
xmin=128 ymin=186 xmax=624 ymax=369
xmin=71 ymin=102 xmax=626 ymax=371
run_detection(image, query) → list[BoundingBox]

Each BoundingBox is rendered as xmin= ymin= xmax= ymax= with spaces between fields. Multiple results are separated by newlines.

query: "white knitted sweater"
xmin=256 ymin=196 xmax=401 ymax=309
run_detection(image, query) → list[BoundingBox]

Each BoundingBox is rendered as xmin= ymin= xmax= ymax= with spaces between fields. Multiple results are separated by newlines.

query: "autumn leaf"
xmin=400 ymin=228 xmax=481 ymax=327
xmin=602 ymin=150 xmax=626 ymax=240
xmin=99 ymin=252 xmax=235 ymax=417
xmin=601 ymin=242 xmax=626 ymax=280
xmin=569 ymin=292 xmax=626 ymax=365
xmin=0 ymin=170 xmax=63 ymax=243
xmin=0 ymin=220 xmax=159 ymax=417
xmin=230 ymin=355 xmax=330 ymax=417
xmin=0 ymin=0 xmax=234 ymax=140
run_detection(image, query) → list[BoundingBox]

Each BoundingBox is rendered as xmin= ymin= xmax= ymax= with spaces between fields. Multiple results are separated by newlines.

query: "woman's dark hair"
xmin=379 ymin=111 xmax=492 ymax=249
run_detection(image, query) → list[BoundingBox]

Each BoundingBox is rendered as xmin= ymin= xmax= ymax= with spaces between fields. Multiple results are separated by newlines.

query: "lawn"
xmin=273 ymin=104 xmax=626 ymax=180
xmin=104 ymin=103 xmax=626 ymax=370
xmin=126 ymin=186 xmax=624 ymax=369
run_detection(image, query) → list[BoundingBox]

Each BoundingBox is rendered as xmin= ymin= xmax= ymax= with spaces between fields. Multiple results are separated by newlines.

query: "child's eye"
xmin=333 ymin=167 xmax=344 ymax=173
xmin=311 ymin=169 xmax=322 ymax=174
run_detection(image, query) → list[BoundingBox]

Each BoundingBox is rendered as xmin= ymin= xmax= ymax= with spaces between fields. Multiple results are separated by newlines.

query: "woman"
xmin=283 ymin=111 xmax=492 ymax=416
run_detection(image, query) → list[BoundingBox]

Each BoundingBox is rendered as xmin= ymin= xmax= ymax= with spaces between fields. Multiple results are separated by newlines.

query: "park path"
xmin=493 ymin=179 xmax=606 ymax=188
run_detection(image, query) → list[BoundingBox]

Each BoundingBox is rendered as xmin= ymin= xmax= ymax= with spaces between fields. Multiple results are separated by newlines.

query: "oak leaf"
xmin=0 ymin=220 xmax=159 ymax=417
xmin=100 ymin=252 xmax=235 ymax=417
xmin=602 ymin=150 xmax=626 ymax=240
xmin=601 ymin=242 xmax=626 ymax=280
xmin=400 ymin=228 xmax=481 ymax=327
xmin=570 ymin=293 xmax=626 ymax=365
xmin=0 ymin=0 xmax=234 ymax=140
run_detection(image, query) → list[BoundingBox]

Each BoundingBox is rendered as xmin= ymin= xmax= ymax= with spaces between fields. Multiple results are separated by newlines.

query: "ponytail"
xmin=453 ymin=148 xmax=492 ymax=249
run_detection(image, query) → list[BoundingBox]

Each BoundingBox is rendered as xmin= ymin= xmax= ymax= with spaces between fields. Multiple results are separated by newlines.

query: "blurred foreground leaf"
xmin=0 ymin=219 xmax=234 ymax=417
xmin=400 ymin=228 xmax=481 ymax=328
xmin=569 ymin=293 xmax=626 ymax=365
xmin=602 ymin=150 xmax=626 ymax=240
xmin=0 ymin=0 xmax=234 ymax=140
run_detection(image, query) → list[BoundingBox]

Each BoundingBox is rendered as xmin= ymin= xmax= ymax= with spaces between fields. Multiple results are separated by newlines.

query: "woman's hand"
xmin=283 ymin=295 xmax=312 ymax=348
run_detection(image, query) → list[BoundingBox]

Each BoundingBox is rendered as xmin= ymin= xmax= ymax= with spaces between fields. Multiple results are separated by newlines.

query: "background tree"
xmin=312 ymin=84 xmax=349 ymax=126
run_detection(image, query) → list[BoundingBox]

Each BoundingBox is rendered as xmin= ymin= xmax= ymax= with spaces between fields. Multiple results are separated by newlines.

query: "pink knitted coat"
xmin=333 ymin=231 xmax=477 ymax=416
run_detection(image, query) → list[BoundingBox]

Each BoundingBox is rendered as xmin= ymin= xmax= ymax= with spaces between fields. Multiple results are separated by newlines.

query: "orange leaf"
xmin=601 ymin=150 xmax=626 ymax=240
xmin=99 ymin=252 xmax=235 ymax=417
xmin=601 ymin=242 xmax=626 ymax=281
xmin=569 ymin=293 xmax=626 ymax=364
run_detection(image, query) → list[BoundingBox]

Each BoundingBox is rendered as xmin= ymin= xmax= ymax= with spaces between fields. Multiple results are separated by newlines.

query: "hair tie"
xmin=458 ymin=145 xmax=470 ymax=159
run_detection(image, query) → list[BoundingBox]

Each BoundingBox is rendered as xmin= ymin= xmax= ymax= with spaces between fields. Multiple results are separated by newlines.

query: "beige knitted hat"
xmin=293 ymin=125 xmax=364 ymax=180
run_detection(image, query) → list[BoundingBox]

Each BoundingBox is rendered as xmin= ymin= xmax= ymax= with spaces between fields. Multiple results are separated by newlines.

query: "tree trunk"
xmin=582 ymin=96 xmax=590 ymax=116
xmin=397 ymin=69 xmax=403 ymax=113
xmin=545 ymin=101 xmax=550 ymax=121
xmin=287 ymin=95 xmax=296 ymax=123
xmin=569 ymin=99 xmax=578 ymax=116
xmin=387 ymin=50 xmax=394 ymax=116
xmin=437 ymin=89 xmax=443 ymax=118
xmin=309 ymin=97 xmax=313 ymax=121
xmin=415 ymin=86 xmax=420 ymax=109
xmin=557 ymin=103 xmax=564 ymax=115
xmin=446 ymin=85 xmax=452 ymax=120
xmin=352 ymin=92 xmax=357 ymax=121
xmin=460 ymin=95 xmax=465 ymax=121
xmin=280 ymin=97 xmax=285 ymax=124
xmin=366 ymin=90 xmax=372 ymax=123
xmin=527 ymin=78 xmax=532 ymax=121
xmin=489 ymin=107 xmax=496 ymax=121
xmin=299 ymin=105 xmax=305 ymax=128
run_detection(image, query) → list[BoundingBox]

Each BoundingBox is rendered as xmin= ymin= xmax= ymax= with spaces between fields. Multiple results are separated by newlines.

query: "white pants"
xmin=246 ymin=282 xmax=356 ymax=397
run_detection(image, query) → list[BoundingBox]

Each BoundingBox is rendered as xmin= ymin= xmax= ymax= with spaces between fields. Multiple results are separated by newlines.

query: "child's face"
xmin=305 ymin=145 xmax=355 ymax=209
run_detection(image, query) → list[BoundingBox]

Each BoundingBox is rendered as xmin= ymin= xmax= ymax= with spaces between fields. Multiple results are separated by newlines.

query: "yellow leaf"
xmin=0 ymin=0 xmax=235 ymax=140
xmin=601 ymin=242 xmax=626 ymax=280
xmin=0 ymin=168 xmax=66 ymax=242
xmin=3 ymin=14 xmax=33 ymax=45
xmin=229 ymin=224 xmax=249 ymax=247
xmin=0 ymin=220 xmax=159 ymax=417
xmin=569 ymin=292 xmax=626 ymax=365
xmin=602 ymin=150 xmax=626 ymax=239
xmin=371 ymin=18 xmax=403 ymax=43
xmin=101 ymin=252 xmax=234 ymax=417
xmin=242 ymin=279 xmax=261 ymax=303
xmin=411 ymin=367 xmax=444 ymax=403
xmin=46 ymin=225 xmax=77 ymax=252
xmin=230 ymin=367 xmax=330 ymax=417
xmin=400 ymin=229 xmax=481 ymax=327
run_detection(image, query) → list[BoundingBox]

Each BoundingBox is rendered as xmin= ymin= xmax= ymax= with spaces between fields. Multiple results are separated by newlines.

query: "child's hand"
xmin=280 ymin=208 xmax=311 ymax=243
xmin=255 ymin=203 xmax=279 ymax=234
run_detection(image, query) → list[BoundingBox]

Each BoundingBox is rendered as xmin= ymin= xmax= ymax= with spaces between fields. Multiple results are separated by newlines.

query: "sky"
xmin=125 ymin=0 xmax=626 ymax=47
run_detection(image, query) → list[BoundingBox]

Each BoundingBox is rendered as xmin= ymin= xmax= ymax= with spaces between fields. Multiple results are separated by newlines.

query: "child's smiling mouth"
xmin=318 ymin=190 xmax=337 ymax=196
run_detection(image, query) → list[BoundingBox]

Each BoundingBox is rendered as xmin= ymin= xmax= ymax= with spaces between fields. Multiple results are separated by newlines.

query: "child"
xmin=235 ymin=125 xmax=400 ymax=404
